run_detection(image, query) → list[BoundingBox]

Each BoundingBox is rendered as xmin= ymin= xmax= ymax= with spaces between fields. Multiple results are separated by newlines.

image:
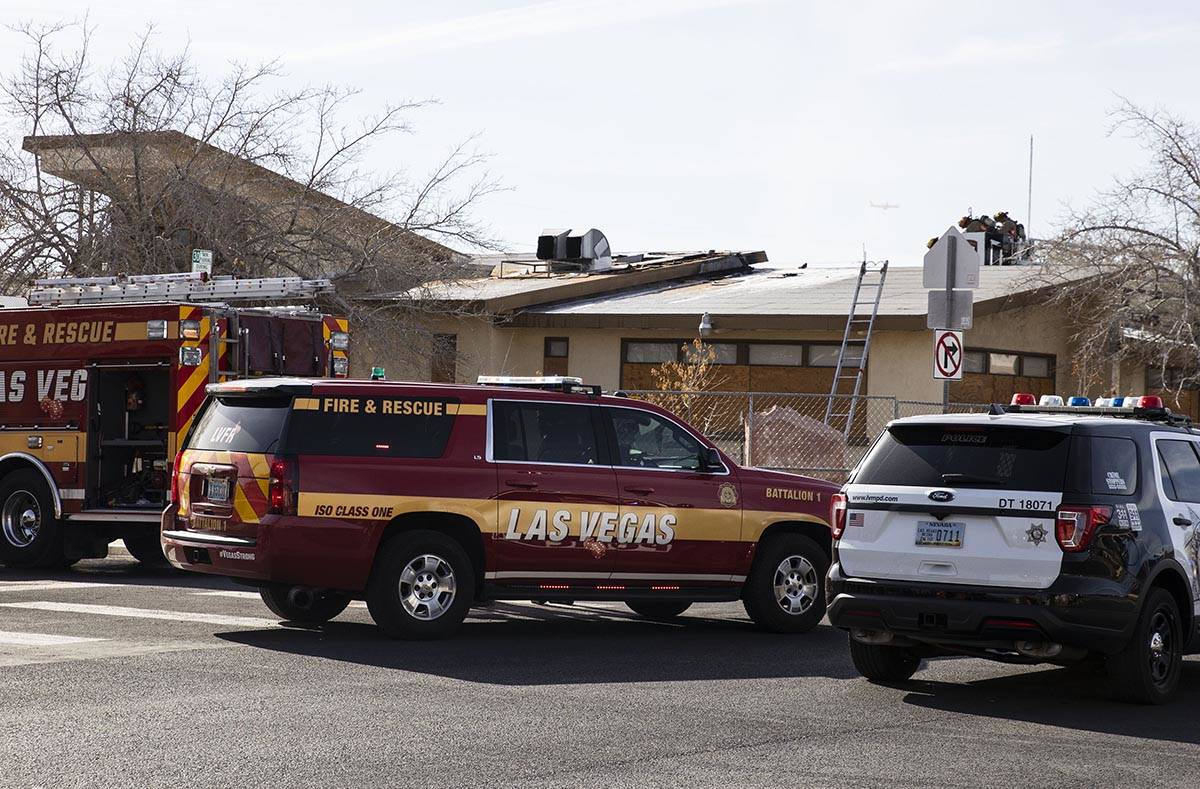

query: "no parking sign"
xmin=933 ymin=330 xmax=964 ymax=380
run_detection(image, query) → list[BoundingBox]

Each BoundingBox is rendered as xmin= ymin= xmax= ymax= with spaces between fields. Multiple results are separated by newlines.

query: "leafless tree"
xmin=1035 ymin=100 xmax=1200 ymax=395
xmin=0 ymin=21 xmax=504 ymax=327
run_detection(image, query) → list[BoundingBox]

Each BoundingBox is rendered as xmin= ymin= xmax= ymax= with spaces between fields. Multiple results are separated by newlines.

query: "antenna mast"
xmin=1026 ymin=134 xmax=1034 ymax=236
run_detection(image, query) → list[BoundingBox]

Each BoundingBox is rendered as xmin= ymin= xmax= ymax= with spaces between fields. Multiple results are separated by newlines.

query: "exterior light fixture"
xmin=698 ymin=312 xmax=713 ymax=338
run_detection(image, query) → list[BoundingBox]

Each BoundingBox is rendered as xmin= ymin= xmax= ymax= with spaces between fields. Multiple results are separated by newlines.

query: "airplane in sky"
xmin=868 ymin=201 xmax=899 ymax=210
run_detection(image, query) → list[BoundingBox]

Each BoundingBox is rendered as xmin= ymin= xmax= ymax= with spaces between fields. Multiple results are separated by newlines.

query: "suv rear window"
xmin=188 ymin=396 xmax=291 ymax=453
xmin=286 ymin=395 xmax=458 ymax=458
xmin=855 ymin=424 xmax=1071 ymax=491
xmin=1065 ymin=435 xmax=1139 ymax=496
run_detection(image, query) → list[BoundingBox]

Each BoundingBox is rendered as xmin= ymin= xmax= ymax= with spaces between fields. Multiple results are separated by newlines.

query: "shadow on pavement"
xmin=218 ymin=602 xmax=859 ymax=685
xmin=0 ymin=550 xmax=239 ymax=592
xmin=899 ymin=660 xmax=1200 ymax=745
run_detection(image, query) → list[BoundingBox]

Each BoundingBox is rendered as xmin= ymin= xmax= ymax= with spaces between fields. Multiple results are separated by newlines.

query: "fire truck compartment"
xmin=89 ymin=366 xmax=170 ymax=509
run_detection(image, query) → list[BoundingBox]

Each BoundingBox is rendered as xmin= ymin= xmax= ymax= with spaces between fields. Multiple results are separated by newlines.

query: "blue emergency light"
xmin=1068 ymin=396 xmax=1091 ymax=407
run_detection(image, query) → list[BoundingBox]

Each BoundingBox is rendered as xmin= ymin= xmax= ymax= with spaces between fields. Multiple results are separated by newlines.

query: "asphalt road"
xmin=1 ymin=551 xmax=1199 ymax=789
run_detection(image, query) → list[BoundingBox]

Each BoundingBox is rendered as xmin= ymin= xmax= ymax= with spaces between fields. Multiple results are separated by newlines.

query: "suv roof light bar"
xmin=1004 ymin=401 xmax=1191 ymax=426
xmin=476 ymin=375 xmax=602 ymax=397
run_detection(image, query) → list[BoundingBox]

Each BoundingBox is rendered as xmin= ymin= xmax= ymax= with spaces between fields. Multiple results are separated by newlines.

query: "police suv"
xmin=163 ymin=375 xmax=837 ymax=639
xmin=827 ymin=394 xmax=1200 ymax=704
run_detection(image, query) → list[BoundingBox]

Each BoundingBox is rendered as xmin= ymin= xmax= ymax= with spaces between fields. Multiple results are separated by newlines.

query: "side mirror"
xmin=702 ymin=447 xmax=723 ymax=472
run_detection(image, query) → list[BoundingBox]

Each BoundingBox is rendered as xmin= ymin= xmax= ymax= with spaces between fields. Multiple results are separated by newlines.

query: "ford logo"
xmin=928 ymin=490 xmax=955 ymax=503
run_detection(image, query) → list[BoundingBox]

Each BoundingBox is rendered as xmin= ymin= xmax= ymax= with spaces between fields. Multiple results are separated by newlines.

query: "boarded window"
xmin=625 ymin=342 xmax=677 ymax=364
xmin=708 ymin=343 xmax=738 ymax=365
xmin=431 ymin=333 xmax=457 ymax=383
xmin=543 ymin=337 xmax=569 ymax=376
xmin=1023 ymin=356 xmax=1051 ymax=378
xmin=964 ymin=351 xmax=986 ymax=373
xmin=989 ymin=353 xmax=1019 ymax=375
xmin=748 ymin=344 xmax=804 ymax=366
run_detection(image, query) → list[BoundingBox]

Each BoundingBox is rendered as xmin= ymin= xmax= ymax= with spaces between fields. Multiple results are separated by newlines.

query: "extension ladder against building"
xmin=824 ymin=259 xmax=889 ymax=437
xmin=28 ymin=271 xmax=334 ymax=306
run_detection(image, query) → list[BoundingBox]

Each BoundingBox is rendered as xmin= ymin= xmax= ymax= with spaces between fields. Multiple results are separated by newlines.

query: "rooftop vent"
xmin=536 ymin=228 xmax=612 ymax=272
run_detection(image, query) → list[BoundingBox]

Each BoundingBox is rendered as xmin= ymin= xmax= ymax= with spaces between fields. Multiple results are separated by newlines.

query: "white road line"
xmin=0 ymin=601 xmax=280 ymax=629
xmin=0 ymin=581 xmax=110 ymax=594
xmin=0 ymin=630 xmax=105 ymax=646
xmin=191 ymin=590 xmax=368 ymax=608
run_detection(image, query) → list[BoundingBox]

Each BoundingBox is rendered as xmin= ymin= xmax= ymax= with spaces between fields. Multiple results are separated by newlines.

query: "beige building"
xmin=378 ymin=251 xmax=1091 ymax=407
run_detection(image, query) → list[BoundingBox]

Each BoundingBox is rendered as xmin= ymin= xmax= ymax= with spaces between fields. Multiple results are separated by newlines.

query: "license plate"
xmin=205 ymin=477 xmax=231 ymax=503
xmin=916 ymin=521 xmax=965 ymax=548
xmin=191 ymin=515 xmax=226 ymax=532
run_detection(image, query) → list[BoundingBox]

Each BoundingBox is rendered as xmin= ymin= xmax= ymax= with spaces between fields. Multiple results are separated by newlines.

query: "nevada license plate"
xmin=191 ymin=515 xmax=226 ymax=532
xmin=205 ymin=477 xmax=231 ymax=503
xmin=916 ymin=521 xmax=964 ymax=548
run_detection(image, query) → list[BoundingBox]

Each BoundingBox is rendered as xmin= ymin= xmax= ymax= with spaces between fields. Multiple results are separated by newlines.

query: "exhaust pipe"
xmin=851 ymin=629 xmax=895 ymax=645
xmin=1014 ymin=640 xmax=1062 ymax=659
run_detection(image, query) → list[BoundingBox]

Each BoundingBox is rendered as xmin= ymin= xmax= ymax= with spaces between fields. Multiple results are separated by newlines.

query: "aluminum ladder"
xmin=28 ymin=271 xmax=334 ymax=306
xmin=824 ymin=259 xmax=889 ymax=437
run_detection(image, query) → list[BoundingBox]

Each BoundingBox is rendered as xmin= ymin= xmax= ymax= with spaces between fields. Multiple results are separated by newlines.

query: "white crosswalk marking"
xmin=190 ymin=589 xmax=368 ymax=608
xmin=0 ymin=630 xmax=104 ymax=646
xmin=0 ymin=581 xmax=110 ymax=594
xmin=0 ymin=601 xmax=280 ymax=629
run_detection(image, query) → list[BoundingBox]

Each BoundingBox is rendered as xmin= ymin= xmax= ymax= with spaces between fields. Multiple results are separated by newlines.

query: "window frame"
xmin=484 ymin=399 xmax=727 ymax=474
xmin=602 ymin=405 xmax=729 ymax=476
xmin=485 ymin=398 xmax=610 ymax=468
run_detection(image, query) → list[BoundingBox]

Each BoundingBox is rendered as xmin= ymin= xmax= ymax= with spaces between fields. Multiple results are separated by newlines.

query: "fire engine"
xmin=0 ymin=271 xmax=349 ymax=568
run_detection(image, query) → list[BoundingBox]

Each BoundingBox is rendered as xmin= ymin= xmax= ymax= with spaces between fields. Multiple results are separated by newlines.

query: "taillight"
xmin=170 ymin=450 xmax=183 ymax=503
xmin=1055 ymin=505 xmax=1112 ymax=552
xmin=831 ymin=493 xmax=847 ymax=540
xmin=268 ymin=457 xmax=298 ymax=515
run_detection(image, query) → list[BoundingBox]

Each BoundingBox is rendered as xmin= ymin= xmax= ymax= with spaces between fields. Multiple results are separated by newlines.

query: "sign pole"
xmin=942 ymin=235 xmax=956 ymax=409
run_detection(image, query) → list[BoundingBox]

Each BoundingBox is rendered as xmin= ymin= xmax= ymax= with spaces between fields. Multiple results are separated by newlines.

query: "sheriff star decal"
xmin=1026 ymin=523 xmax=1047 ymax=546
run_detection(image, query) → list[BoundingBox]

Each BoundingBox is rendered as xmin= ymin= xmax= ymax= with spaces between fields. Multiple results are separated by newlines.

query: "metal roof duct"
xmin=536 ymin=227 xmax=613 ymax=272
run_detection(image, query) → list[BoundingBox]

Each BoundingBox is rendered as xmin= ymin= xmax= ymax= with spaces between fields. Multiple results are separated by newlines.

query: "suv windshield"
xmin=188 ymin=396 xmax=291 ymax=453
xmin=855 ymin=424 xmax=1071 ymax=491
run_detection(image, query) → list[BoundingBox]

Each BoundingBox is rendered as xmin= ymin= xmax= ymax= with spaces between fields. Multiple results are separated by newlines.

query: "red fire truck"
xmin=0 ymin=272 xmax=349 ymax=568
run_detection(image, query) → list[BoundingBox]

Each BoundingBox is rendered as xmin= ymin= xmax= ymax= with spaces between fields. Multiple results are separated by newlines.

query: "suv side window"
xmin=1156 ymin=440 xmax=1200 ymax=503
xmin=492 ymin=400 xmax=600 ymax=465
xmin=607 ymin=408 xmax=704 ymax=471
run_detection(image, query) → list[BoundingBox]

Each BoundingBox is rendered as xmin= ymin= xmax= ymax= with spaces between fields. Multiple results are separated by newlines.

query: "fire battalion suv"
xmin=0 ymin=272 xmax=348 ymax=568
xmin=162 ymin=376 xmax=838 ymax=639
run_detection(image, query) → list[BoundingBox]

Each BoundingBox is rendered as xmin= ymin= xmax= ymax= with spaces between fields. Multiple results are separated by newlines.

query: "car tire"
xmin=123 ymin=532 xmax=170 ymax=567
xmin=626 ymin=600 xmax=692 ymax=621
xmin=848 ymin=637 xmax=921 ymax=682
xmin=742 ymin=533 xmax=827 ymax=634
xmin=0 ymin=469 xmax=64 ymax=569
xmin=1106 ymin=587 xmax=1183 ymax=704
xmin=366 ymin=530 xmax=475 ymax=640
xmin=260 ymin=586 xmax=352 ymax=624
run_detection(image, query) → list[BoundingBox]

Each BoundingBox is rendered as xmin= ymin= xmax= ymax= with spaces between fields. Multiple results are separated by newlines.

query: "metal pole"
xmin=1027 ymin=134 xmax=1034 ymax=238
xmin=942 ymin=236 xmax=956 ymax=409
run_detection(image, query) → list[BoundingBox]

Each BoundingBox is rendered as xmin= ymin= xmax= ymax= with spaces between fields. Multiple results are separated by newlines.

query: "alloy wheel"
xmin=773 ymin=554 xmax=818 ymax=615
xmin=399 ymin=554 xmax=457 ymax=621
xmin=1 ymin=491 xmax=40 ymax=548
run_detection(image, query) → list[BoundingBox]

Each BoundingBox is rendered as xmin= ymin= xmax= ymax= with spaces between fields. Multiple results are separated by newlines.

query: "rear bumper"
xmin=161 ymin=505 xmax=271 ymax=582
xmin=826 ymin=561 xmax=1138 ymax=655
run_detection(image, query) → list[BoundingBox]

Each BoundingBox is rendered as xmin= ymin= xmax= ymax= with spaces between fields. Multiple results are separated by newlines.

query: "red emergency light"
xmin=1010 ymin=393 xmax=1037 ymax=406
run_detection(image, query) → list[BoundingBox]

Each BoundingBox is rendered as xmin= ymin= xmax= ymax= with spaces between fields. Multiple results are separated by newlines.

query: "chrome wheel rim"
xmin=1148 ymin=610 xmax=1174 ymax=686
xmin=399 ymin=554 xmax=457 ymax=621
xmin=1 ymin=491 xmax=40 ymax=548
xmin=773 ymin=554 xmax=818 ymax=615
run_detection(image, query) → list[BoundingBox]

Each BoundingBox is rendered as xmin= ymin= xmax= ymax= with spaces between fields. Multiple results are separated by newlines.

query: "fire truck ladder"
xmin=27 ymin=272 xmax=334 ymax=306
xmin=823 ymin=259 xmax=889 ymax=438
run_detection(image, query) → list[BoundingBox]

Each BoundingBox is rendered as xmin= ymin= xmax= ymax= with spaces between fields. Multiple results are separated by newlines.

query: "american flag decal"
xmin=848 ymin=511 xmax=865 ymax=528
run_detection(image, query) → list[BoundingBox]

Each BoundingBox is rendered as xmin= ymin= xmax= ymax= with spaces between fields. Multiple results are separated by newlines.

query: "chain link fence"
xmin=623 ymin=390 xmax=991 ymax=484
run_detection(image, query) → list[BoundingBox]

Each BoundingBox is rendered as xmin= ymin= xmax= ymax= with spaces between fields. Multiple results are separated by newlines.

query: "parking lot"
xmin=0 ymin=550 xmax=1196 ymax=788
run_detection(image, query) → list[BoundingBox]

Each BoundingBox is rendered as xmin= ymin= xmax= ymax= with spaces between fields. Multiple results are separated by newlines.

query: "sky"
xmin=1 ymin=0 xmax=1198 ymax=265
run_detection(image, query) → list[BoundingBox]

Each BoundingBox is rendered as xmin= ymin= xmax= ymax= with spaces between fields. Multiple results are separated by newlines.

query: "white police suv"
xmin=827 ymin=394 xmax=1200 ymax=704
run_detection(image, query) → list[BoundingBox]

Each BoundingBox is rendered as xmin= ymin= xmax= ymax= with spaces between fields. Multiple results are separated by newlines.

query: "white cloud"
xmin=292 ymin=0 xmax=764 ymax=63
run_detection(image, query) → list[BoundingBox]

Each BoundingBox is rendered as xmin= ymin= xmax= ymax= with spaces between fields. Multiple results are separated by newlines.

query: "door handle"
xmin=624 ymin=486 xmax=655 ymax=495
xmin=1174 ymin=516 xmax=1193 ymax=527
xmin=505 ymin=480 xmax=539 ymax=490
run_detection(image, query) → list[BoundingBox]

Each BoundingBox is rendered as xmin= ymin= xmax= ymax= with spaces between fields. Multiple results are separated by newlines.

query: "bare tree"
xmin=1035 ymin=100 xmax=1200 ymax=396
xmin=0 ymin=21 xmax=503 ymax=325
